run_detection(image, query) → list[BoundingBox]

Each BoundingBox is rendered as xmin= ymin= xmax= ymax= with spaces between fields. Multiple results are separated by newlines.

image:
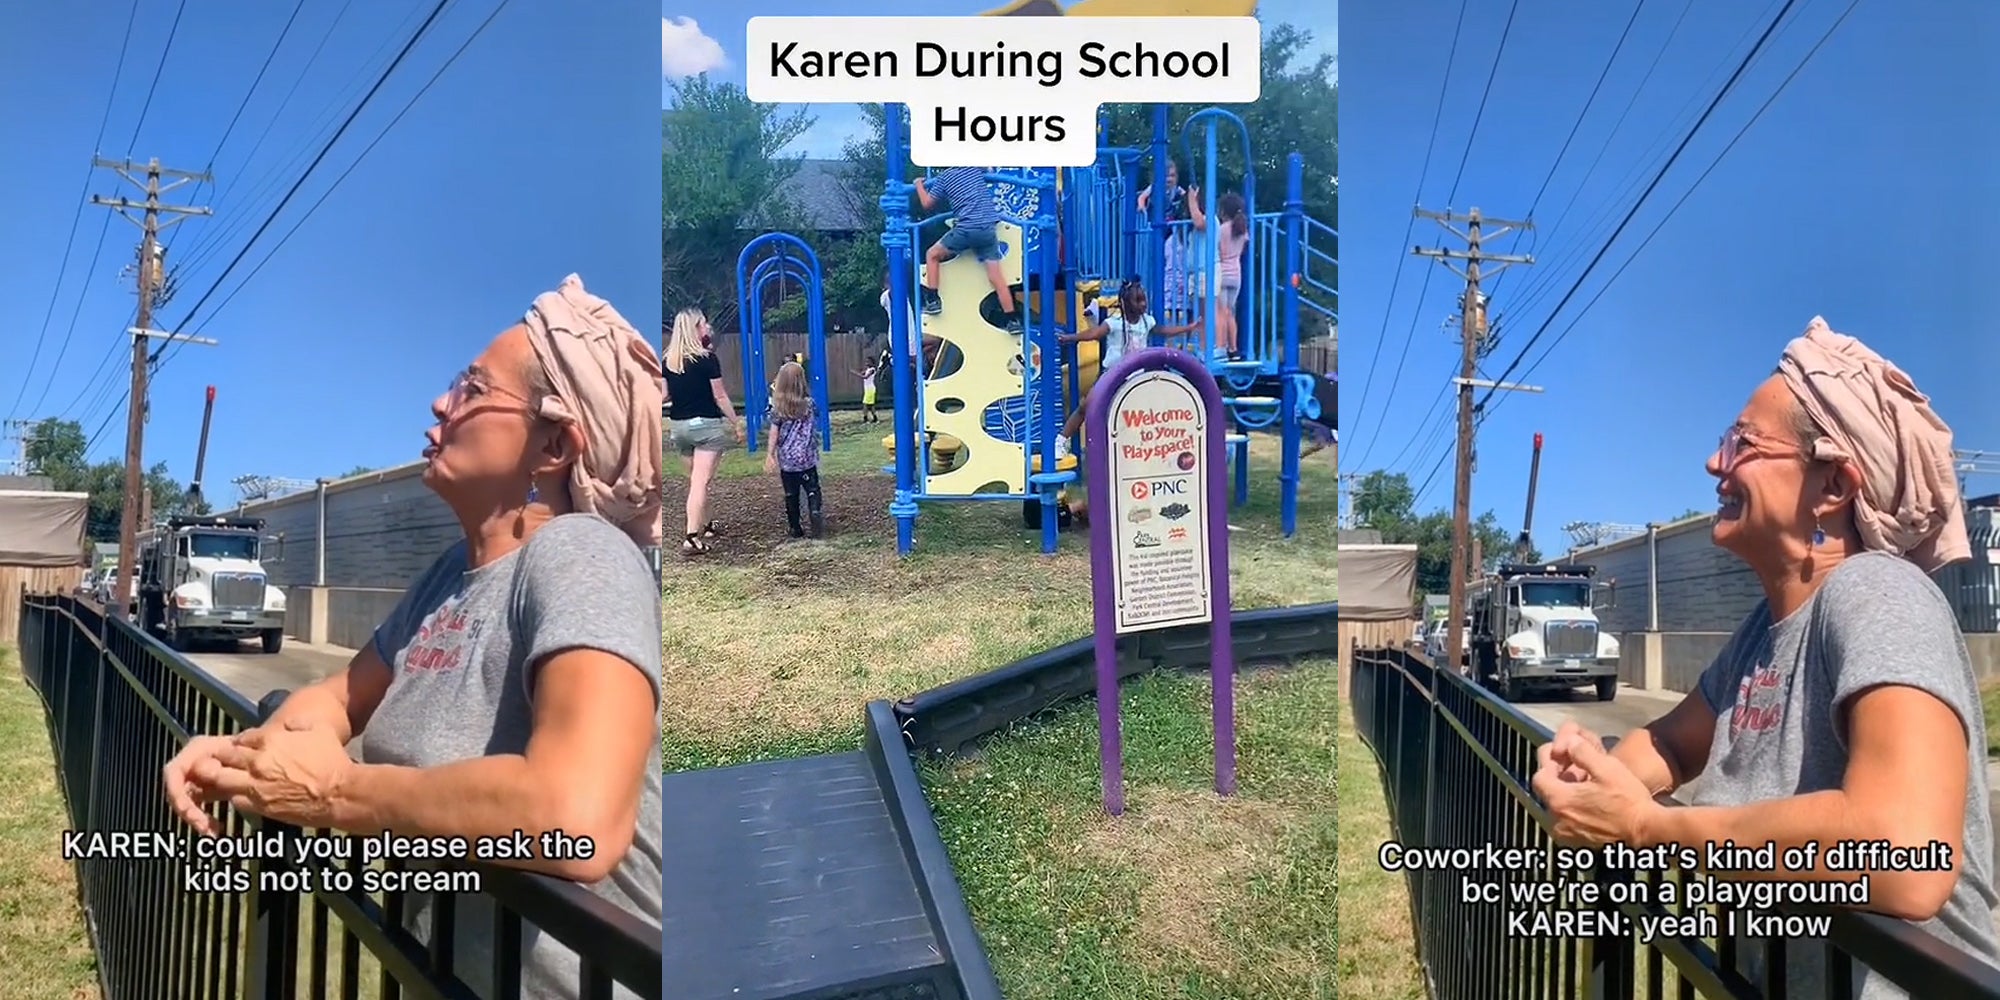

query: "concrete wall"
xmin=281 ymin=584 xmax=405 ymax=650
xmin=240 ymin=462 xmax=456 ymax=591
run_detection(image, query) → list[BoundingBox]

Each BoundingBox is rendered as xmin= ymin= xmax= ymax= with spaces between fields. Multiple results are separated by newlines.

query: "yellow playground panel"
xmin=883 ymin=220 xmax=1117 ymax=492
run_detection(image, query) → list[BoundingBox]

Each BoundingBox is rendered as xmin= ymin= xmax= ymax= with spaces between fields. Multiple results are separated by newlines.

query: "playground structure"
xmin=735 ymin=233 xmax=833 ymax=451
xmin=733 ymin=103 xmax=1337 ymax=556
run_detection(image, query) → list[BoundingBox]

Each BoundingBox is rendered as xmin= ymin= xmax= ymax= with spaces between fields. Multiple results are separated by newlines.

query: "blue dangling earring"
xmin=1812 ymin=518 xmax=1825 ymax=547
xmin=527 ymin=482 xmax=540 ymax=506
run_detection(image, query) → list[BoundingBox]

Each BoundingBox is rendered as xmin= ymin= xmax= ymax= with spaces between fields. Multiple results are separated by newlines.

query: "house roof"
xmin=744 ymin=159 xmax=871 ymax=233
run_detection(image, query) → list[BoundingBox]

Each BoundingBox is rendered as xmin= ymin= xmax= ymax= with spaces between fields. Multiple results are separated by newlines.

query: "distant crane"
xmin=1563 ymin=521 xmax=1648 ymax=549
xmin=1956 ymin=449 xmax=2000 ymax=485
xmin=232 ymin=475 xmax=316 ymax=505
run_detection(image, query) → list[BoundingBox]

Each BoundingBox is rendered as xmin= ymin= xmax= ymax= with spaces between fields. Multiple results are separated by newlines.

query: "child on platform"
xmin=1192 ymin=190 xmax=1250 ymax=360
xmin=1052 ymin=277 xmax=1204 ymax=462
xmin=916 ymin=167 xmax=1022 ymax=335
xmin=763 ymin=361 xmax=825 ymax=538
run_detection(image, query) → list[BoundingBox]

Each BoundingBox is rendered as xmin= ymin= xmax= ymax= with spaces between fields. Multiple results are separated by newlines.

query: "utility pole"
xmin=90 ymin=158 xmax=212 ymax=619
xmin=1413 ymin=207 xmax=1534 ymax=675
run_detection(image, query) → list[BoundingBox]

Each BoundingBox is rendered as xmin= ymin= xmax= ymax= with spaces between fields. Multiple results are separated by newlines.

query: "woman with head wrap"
xmin=161 ymin=275 xmax=665 ymax=999
xmin=1531 ymin=318 xmax=2000 ymax=998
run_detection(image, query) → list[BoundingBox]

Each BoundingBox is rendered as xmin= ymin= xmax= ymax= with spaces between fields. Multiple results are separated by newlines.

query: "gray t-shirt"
xmin=362 ymin=513 xmax=664 ymax=1000
xmin=1693 ymin=551 xmax=2000 ymax=998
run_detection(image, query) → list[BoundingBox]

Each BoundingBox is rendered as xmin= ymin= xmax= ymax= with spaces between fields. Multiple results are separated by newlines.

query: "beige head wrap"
xmin=519 ymin=274 xmax=665 ymax=548
xmin=1775 ymin=317 xmax=1967 ymax=573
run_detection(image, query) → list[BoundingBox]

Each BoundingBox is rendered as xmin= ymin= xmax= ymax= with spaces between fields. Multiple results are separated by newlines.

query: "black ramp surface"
xmin=660 ymin=752 xmax=947 ymax=1000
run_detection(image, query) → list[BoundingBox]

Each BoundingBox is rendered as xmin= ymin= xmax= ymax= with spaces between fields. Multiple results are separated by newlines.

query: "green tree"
xmin=23 ymin=418 xmax=208 ymax=541
xmin=1352 ymin=469 xmax=1537 ymax=595
xmin=341 ymin=465 xmax=375 ymax=478
xmin=663 ymin=76 xmax=814 ymax=333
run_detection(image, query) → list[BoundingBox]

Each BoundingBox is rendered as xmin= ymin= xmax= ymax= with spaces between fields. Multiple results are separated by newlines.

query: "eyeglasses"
xmin=1717 ymin=426 xmax=1802 ymax=471
xmin=443 ymin=368 xmax=534 ymax=422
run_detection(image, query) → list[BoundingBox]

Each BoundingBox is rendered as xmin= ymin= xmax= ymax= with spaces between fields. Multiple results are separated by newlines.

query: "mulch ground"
xmin=665 ymin=471 xmax=895 ymax=564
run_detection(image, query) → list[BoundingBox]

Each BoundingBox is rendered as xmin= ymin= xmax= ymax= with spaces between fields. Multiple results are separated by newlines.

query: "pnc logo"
xmin=1148 ymin=479 xmax=1189 ymax=496
xmin=1130 ymin=482 xmax=1150 ymax=500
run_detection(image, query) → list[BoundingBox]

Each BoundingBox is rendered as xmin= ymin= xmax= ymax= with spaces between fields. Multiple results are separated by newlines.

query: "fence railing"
xmin=16 ymin=591 xmax=663 ymax=999
xmin=1349 ymin=643 xmax=2000 ymax=999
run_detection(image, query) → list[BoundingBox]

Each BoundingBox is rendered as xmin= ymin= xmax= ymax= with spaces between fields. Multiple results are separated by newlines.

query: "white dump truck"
xmin=1468 ymin=563 xmax=1620 ymax=702
xmin=136 ymin=515 xmax=287 ymax=653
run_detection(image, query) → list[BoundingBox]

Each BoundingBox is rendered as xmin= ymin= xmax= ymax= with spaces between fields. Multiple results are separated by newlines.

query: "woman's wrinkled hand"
xmin=162 ymin=734 xmax=236 ymax=835
xmin=1531 ymin=735 xmax=1659 ymax=848
xmin=187 ymin=721 xmax=355 ymax=830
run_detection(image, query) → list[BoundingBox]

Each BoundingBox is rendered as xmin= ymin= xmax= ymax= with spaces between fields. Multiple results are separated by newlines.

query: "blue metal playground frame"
xmin=736 ymin=103 xmax=1336 ymax=557
xmin=735 ymin=233 xmax=833 ymax=451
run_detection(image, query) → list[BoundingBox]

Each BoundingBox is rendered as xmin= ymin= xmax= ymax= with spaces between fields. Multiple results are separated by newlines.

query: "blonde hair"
xmin=664 ymin=308 xmax=710 ymax=374
xmin=770 ymin=361 xmax=812 ymax=423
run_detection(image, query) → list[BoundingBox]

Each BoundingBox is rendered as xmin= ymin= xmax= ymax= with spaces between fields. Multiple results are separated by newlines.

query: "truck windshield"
xmin=1518 ymin=582 xmax=1590 ymax=608
xmin=188 ymin=532 xmax=258 ymax=561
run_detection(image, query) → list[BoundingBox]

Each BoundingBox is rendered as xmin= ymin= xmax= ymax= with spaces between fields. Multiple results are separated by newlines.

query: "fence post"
xmin=1585 ymin=867 xmax=1637 ymax=998
xmin=243 ymin=690 xmax=302 ymax=999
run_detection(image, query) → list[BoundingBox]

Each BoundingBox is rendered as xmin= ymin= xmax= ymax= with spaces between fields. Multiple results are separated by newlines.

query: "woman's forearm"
xmin=331 ymin=756 xmax=630 ymax=883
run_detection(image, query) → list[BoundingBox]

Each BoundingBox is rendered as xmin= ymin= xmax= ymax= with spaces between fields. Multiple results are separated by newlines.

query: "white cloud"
xmin=661 ymin=16 xmax=728 ymax=78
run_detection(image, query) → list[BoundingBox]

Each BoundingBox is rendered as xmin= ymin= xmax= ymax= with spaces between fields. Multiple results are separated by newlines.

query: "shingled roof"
xmin=743 ymin=159 xmax=872 ymax=233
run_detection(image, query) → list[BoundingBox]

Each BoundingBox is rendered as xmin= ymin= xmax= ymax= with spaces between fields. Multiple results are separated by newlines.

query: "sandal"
xmin=700 ymin=521 xmax=724 ymax=539
xmin=681 ymin=533 xmax=711 ymax=556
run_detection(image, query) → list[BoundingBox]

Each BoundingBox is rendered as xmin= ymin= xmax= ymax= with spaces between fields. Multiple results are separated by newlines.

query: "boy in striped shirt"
xmin=917 ymin=167 xmax=1023 ymax=335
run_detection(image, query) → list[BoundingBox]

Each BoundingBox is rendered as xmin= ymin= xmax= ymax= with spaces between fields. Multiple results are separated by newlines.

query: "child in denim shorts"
xmin=917 ymin=167 xmax=1023 ymax=335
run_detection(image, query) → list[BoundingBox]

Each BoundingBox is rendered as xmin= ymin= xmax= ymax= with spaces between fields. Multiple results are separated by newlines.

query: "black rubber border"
xmin=865 ymin=700 xmax=1005 ymax=1000
xmin=893 ymin=601 xmax=1339 ymax=756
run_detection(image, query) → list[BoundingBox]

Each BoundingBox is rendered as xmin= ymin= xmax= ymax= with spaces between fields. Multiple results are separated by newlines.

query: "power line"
xmin=1485 ymin=0 xmax=1647 ymax=305
xmin=149 ymin=0 xmax=461 ymax=369
xmin=1493 ymin=0 xmax=1788 ymax=325
xmin=125 ymin=0 xmax=190 ymax=156
xmin=1485 ymin=0 xmax=1862 ymax=423
xmin=191 ymin=0 xmax=311 ymax=205
xmin=173 ymin=0 xmax=409 ymax=276
xmin=158 ymin=0 xmax=513 ymax=374
xmin=1472 ymin=0 xmax=1806 ymax=415
xmin=1346 ymin=0 xmax=1469 ymax=472
xmin=7 ymin=0 xmax=141 ymax=425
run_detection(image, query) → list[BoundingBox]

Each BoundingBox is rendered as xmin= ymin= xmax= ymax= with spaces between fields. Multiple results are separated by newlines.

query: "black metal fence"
xmin=1349 ymin=643 xmax=2000 ymax=999
xmin=16 ymin=592 xmax=663 ymax=999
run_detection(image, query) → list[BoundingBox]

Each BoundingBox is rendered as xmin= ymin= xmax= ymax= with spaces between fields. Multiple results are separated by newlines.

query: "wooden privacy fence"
xmin=696 ymin=332 xmax=1336 ymax=405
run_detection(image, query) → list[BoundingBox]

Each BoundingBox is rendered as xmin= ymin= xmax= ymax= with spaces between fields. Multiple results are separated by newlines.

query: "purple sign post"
xmin=1086 ymin=347 xmax=1236 ymax=816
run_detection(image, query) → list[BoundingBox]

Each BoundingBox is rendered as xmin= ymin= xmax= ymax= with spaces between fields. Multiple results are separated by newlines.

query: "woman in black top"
xmin=664 ymin=307 xmax=742 ymax=555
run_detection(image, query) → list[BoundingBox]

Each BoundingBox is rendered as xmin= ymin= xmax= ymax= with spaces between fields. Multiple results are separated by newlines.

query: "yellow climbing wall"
xmin=922 ymin=219 xmax=1028 ymax=495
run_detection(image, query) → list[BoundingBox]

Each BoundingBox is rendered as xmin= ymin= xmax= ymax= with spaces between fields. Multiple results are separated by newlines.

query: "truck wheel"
xmin=1500 ymin=662 xmax=1524 ymax=702
xmin=261 ymin=629 xmax=284 ymax=655
xmin=1595 ymin=677 xmax=1617 ymax=702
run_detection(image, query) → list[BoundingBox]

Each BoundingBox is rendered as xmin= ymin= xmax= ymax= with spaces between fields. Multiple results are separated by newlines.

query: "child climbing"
xmin=1135 ymin=160 xmax=1191 ymax=325
xmin=916 ymin=167 xmax=1023 ymax=335
xmin=1189 ymin=190 xmax=1250 ymax=360
xmin=764 ymin=361 xmax=826 ymax=539
xmin=1052 ymin=277 xmax=1204 ymax=461
xmin=852 ymin=361 xmax=880 ymax=423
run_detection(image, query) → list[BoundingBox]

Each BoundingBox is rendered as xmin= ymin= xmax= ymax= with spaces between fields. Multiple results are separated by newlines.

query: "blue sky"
xmin=0 ymin=1 xmax=661 ymax=498
xmin=1340 ymin=0 xmax=2000 ymax=544
xmin=662 ymin=1 xmax=1337 ymax=157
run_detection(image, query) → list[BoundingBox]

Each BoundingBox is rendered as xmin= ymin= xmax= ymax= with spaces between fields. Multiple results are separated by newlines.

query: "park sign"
xmin=1086 ymin=347 xmax=1235 ymax=817
xmin=1105 ymin=370 xmax=1213 ymax=633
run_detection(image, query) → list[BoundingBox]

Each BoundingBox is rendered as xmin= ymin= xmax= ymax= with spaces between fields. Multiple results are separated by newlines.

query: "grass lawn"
xmin=0 ymin=646 xmax=100 ymax=1000
xmin=664 ymin=409 xmax=1337 ymax=997
xmin=1984 ymin=678 xmax=2000 ymax=757
xmin=1333 ymin=693 xmax=1424 ymax=1000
